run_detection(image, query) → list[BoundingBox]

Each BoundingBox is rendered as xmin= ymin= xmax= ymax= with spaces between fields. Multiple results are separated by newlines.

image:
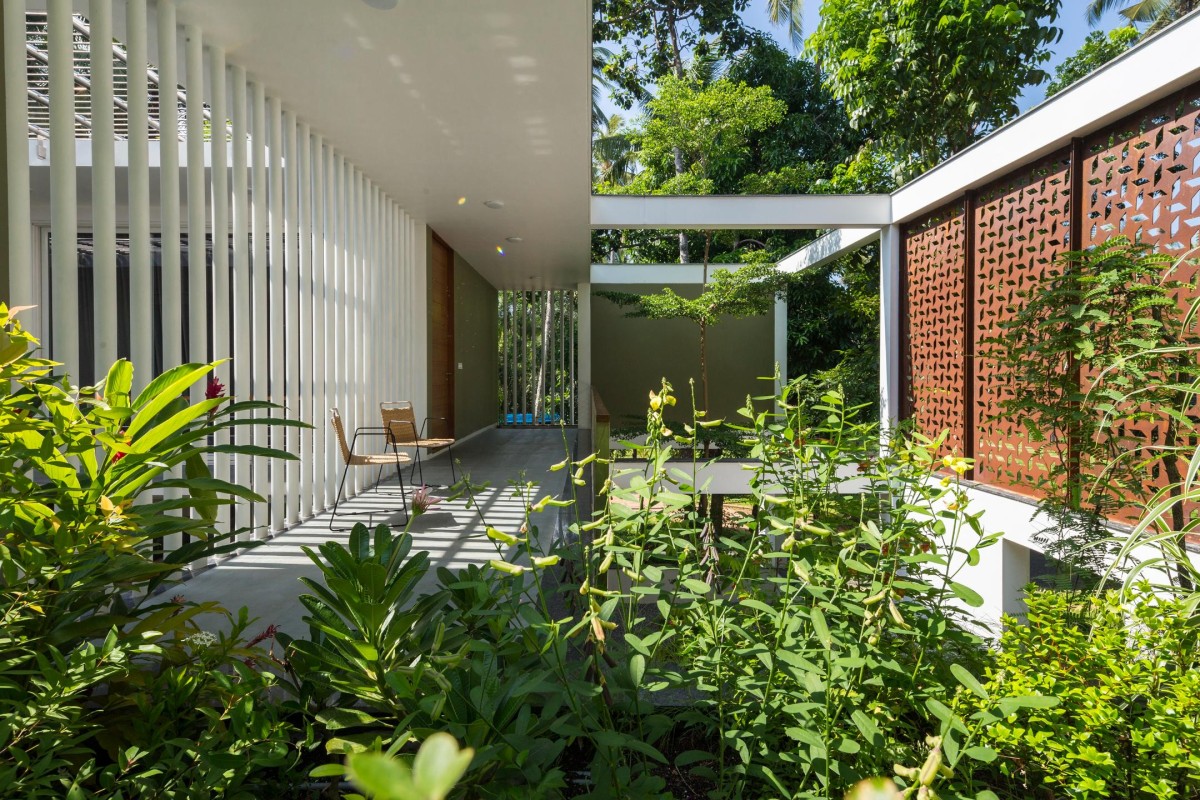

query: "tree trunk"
xmin=699 ymin=231 xmax=712 ymax=413
xmin=533 ymin=291 xmax=553 ymax=422
xmin=675 ymin=147 xmax=689 ymax=264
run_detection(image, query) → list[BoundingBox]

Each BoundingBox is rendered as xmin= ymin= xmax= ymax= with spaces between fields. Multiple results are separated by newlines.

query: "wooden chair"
xmin=329 ymin=408 xmax=411 ymax=530
xmin=380 ymin=401 xmax=457 ymax=485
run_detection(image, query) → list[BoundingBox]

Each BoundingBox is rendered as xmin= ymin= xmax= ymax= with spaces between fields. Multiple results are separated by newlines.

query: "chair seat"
xmin=348 ymin=451 xmax=412 ymax=467
xmin=413 ymin=437 xmax=454 ymax=449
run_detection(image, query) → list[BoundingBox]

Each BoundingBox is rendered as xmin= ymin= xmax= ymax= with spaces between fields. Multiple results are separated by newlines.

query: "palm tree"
xmin=765 ymin=0 xmax=805 ymax=49
xmin=1087 ymin=0 xmax=1199 ymax=34
xmin=592 ymin=114 xmax=637 ymax=187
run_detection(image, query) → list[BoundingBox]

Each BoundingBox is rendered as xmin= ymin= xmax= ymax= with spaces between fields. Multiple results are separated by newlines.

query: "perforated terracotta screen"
xmin=899 ymin=81 xmax=1200 ymax=529
xmin=971 ymin=151 xmax=1073 ymax=496
xmin=902 ymin=203 xmax=968 ymax=457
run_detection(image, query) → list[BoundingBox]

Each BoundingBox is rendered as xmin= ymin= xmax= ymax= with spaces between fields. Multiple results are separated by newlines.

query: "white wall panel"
xmin=48 ymin=0 xmax=78 ymax=373
xmin=90 ymin=0 xmax=118 ymax=371
xmin=13 ymin=3 xmax=429 ymax=553
xmin=4 ymin=0 xmax=33 ymax=312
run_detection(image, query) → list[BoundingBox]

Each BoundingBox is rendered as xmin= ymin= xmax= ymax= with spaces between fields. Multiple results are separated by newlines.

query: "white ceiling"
xmin=174 ymin=0 xmax=593 ymax=289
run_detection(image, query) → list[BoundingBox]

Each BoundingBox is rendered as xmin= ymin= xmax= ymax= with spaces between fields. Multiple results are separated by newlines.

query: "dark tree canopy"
xmin=807 ymin=0 xmax=1062 ymax=176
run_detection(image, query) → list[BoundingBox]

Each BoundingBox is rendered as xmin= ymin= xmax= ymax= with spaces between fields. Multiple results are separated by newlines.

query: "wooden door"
xmin=430 ymin=235 xmax=455 ymax=438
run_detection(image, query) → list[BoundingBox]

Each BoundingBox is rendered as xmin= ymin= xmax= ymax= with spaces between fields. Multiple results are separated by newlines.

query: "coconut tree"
xmin=1087 ymin=0 xmax=1199 ymax=33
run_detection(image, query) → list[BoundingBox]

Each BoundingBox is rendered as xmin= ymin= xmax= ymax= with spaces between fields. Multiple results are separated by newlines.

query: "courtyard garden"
xmin=3 ymin=248 xmax=1200 ymax=797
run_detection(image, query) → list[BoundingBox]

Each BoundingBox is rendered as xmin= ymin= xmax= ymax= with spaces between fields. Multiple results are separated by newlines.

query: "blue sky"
xmin=599 ymin=0 xmax=1132 ymax=119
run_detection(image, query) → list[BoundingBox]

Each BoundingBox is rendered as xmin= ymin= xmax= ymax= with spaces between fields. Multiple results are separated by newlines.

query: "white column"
xmin=284 ymin=109 xmax=300 ymax=524
xmin=90 ymin=0 xmax=118 ymax=373
xmin=185 ymin=25 xmax=207 ymax=371
xmin=48 ymin=0 xmax=79 ymax=374
xmin=298 ymin=121 xmax=313 ymax=518
xmin=577 ymin=282 xmax=591 ymax=427
xmin=268 ymin=96 xmax=285 ymax=530
xmin=209 ymin=45 xmax=231 ymax=539
xmin=413 ymin=217 xmax=428 ymax=423
xmin=313 ymin=137 xmax=328 ymax=510
xmin=332 ymin=152 xmax=345 ymax=496
xmin=368 ymin=182 xmax=379 ymax=432
xmin=210 ymin=47 xmax=230 ymax=370
xmin=348 ymin=167 xmax=361 ymax=493
xmin=125 ymin=0 xmax=153 ymax=384
xmin=230 ymin=64 xmax=251 ymax=539
xmin=250 ymin=80 xmax=269 ymax=537
xmin=774 ymin=295 xmax=787 ymax=401
xmin=879 ymin=223 xmax=902 ymax=434
xmin=157 ymin=0 xmax=183 ymax=370
xmin=4 ymin=0 xmax=33 ymax=313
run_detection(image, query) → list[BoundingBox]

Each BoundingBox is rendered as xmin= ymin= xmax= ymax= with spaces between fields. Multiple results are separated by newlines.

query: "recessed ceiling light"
xmin=456 ymin=197 xmax=467 ymax=205
xmin=495 ymin=246 xmax=506 ymax=256
xmin=360 ymin=0 xmax=399 ymax=9
xmin=505 ymin=236 xmax=523 ymax=243
xmin=483 ymin=199 xmax=505 ymax=209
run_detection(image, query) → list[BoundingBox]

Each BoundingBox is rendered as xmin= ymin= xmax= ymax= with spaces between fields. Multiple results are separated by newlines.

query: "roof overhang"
xmin=161 ymin=0 xmax=593 ymax=289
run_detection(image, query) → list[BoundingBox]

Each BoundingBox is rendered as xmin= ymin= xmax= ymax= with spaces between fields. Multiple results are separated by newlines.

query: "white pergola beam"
xmin=777 ymin=228 xmax=880 ymax=274
xmin=590 ymin=194 xmax=891 ymax=230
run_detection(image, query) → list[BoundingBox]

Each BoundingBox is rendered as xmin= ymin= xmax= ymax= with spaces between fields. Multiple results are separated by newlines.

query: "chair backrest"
xmin=330 ymin=408 xmax=353 ymax=464
xmin=380 ymin=401 xmax=418 ymax=445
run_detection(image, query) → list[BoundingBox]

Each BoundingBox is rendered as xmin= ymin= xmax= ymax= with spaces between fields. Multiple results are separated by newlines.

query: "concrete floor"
xmin=175 ymin=427 xmax=578 ymax=638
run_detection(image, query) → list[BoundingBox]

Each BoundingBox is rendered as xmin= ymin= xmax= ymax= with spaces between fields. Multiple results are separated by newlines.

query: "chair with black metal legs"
xmin=329 ymin=408 xmax=412 ymax=531
xmin=379 ymin=401 xmax=457 ymax=486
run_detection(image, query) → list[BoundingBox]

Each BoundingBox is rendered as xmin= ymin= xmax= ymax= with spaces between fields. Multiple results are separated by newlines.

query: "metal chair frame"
xmin=329 ymin=408 xmax=411 ymax=531
xmin=379 ymin=401 xmax=457 ymax=486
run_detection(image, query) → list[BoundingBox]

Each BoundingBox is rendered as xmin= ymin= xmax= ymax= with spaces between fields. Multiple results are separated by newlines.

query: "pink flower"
xmin=205 ymin=376 xmax=226 ymax=401
xmin=247 ymin=623 xmax=279 ymax=648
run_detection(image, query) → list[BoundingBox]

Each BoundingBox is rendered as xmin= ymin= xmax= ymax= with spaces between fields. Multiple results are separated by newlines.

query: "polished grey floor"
xmin=175 ymin=427 xmax=578 ymax=638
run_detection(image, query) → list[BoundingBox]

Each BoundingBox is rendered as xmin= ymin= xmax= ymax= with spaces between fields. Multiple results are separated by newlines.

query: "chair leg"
xmin=329 ymin=461 xmax=351 ymax=531
xmin=448 ymin=444 xmax=457 ymax=483
xmin=392 ymin=451 xmax=410 ymax=522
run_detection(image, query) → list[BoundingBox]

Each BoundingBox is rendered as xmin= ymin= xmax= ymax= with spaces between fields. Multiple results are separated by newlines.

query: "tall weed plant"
xmin=581 ymin=378 xmax=1008 ymax=798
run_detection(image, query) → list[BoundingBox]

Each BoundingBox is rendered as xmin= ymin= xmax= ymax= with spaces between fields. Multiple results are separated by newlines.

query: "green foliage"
xmin=590 ymin=377 xmax=1004 ymax=797
xmin=787 ymin=245 xmax=880 ymax=413
xmin=0 ymin=303 xmax=303 ymax=797
xmin=982 ymin=237 xmax=1200 ymax=590
xmin=592 ymin=0 xmax=757 ymax=108
xmin=620 ymin=74 xmax=787 ymax=194
xmin=972 ymin=586 xmax=1200 ymax=798
xmin=807 ymin=0 xmax=1062 ymax=176
xmin=1086 ymin=0 xmax=1198 ymax=34
xmin=343 ymin=734 xmax=474 ymax=800
xmin=285 ymin=524 xmax=469 ymax=746
xmin=1045 ymin=26 xmax=1138 ymax=97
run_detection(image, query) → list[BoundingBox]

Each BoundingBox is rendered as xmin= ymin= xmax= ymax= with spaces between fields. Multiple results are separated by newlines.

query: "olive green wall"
xmin=591 ymin=284 xmax=776 ymax=429
xmin=452 ymin=252 xmax=499 ymax=437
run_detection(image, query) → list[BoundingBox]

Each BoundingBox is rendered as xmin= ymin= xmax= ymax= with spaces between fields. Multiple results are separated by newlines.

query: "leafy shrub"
xmin=0 ymin=304 xmax=302 ymax=797
xmin=972 ymin=586 xmax=1200 ymax=799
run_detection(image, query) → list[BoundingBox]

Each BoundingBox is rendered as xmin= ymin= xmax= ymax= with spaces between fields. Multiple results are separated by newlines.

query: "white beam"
xmin=90 ymin=0 xmax=117 ymax=373
xmin=157 ymin=0 xmax=182 ymax=371
xmin=185 ymin=25 xmax=207 ymax=370
xmin=48 ymin=0 xmax=78 ymax=374
xmin=4 ymin=0 xmax=32 ymax=311
xmin=892 ymin=11 xmax=1200 ymax=224
xmin=777 ymin=228 xmax=880 ymax=274
xmin=126 ymin=0 xmax=152 ymax=386
xmin=590 ymin=194 xmax=891 ymax=230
